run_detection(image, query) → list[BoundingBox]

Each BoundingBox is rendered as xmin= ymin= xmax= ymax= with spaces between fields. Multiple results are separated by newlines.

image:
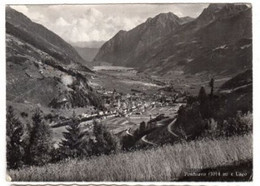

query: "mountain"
xmin=94 ymin=12 xmax=182 ymax=67
xmin=6 ymin=7 xmax=103 ymax=109
xmin=6 ymin=6 xmax=91 ymax=70
xmin=94 ymin=4 xmax=252 ymax=77
xmin=73 ymin=46 xmax=99 ymax=62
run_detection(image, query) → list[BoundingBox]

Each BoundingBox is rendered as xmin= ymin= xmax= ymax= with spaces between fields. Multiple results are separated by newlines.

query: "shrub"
xmin=201 ymin=118 xmax=219 ymax=137
xmin=121 ymin=134 xmax=136 ymax=151
xmin=20 ymin=112 xmax=28 ymax=118
xmin=176 ymin=102 xmax=207 ymax=139
xmin=202 ymin=112 xmax=253 ymax=138
xmin=221 ymin=111 xmax=253 ymax=136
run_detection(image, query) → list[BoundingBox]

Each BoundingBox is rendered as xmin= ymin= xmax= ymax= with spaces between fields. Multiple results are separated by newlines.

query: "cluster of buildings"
xmin=51 ymin=85 xmax=186 ymax=128
xmin=97 ymin=89 xmax=149 ymax=117
xmin=93 ymin=88 xmax=185 ymax=118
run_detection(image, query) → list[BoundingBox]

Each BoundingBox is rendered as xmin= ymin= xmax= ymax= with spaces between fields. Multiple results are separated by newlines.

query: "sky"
xmin=10 ymin=4 xmax=208 ymax=45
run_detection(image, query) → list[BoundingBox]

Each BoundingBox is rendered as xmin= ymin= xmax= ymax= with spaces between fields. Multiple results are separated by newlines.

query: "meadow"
xmin=9 ymin=133 xmax=252 ymax=181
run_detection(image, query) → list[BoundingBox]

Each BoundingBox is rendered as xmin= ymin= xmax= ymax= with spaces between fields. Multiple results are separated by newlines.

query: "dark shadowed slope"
xmin=6 ymin=6 xmax=91 ymax=70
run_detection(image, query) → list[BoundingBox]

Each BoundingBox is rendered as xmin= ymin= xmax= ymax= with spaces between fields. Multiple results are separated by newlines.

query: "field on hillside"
xmin=155 ymin=73 xmax=232 ymax=96
xmin=90 ymin=66 xmax=163 ymax=93
xmin=52 ymin=106 xmax=178 ymax=144
xmin=91 ymin=65 xmax=233 ymax=96
xmin=52 ymin=117 xmax=137 ymax=144
xmin=9 ymin=134 xmax=252 ymax=181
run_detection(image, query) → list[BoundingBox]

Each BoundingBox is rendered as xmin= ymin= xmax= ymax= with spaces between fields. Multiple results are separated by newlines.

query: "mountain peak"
xmin=155 ymin=12 xmax=179 ymax=21
xmin=157 ymin=12 xmax=176 ymax=17
xmin=117 ymin=30 xmax=127 ymax=35
xmin=94 ymin=11 xmax=181 ymax=65
xmin=146 ymin=12 xmax=180 ymax=23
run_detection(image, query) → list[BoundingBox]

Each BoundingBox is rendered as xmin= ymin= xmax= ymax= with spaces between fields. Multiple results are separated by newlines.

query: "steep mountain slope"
xmin=6 ymin=7 xmax=91 ymax=70
xmin=94 ymin=12 xmax=183 ymax=66
xmin=94 ymin=4 xmax=252 ymax=77
xmin=6 ymin=7 xmax=102 ymax=109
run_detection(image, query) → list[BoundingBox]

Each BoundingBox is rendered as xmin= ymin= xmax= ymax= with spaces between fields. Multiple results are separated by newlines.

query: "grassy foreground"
xmin=9 ymin=134 xmax=252 ymax=181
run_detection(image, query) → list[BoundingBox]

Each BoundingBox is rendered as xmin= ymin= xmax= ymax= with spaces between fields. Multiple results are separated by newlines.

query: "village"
xmin=81 ymin=85 xmax=185 ymax=119
xmin=50 ymin=83 xmax=185 ymax=130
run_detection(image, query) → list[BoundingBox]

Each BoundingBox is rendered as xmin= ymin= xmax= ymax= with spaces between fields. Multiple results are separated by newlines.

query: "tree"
xmin=198 ymin=86 xmax=211 ymax=118
xmin=139 ymin=121 xmax=146 ymax=133
xmin=209 ymin=78 xmax=215 ymax=98
xmin=121 ymin=134 xmax=135 ymax=151
xmin=23 ymin=109 xmax=53 ymax=166
xmin=175 ymin=102 xmax=207 ymax=140
xmin=198 ymin=87 xmax=207 ymax=104
xmin=6 ymin=106 xmax=24 ymax=169
xmin=60 ymin=112 xmax=87 ymax=158
xmin=91 ymin=120 xmax=120 ymax=156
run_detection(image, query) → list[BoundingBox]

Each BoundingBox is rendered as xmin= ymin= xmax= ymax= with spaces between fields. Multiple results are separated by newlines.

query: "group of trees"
xmin=6 ymin=106 xmax=119 ymax=170
xmin=59 ymin=112 xmax=120 ymax=160
xmin=6 ymin=106 xmax=52 ymax=169
xmin=177 ymin=78 xmax=222 ymax=139
xmin=176 ymin=77 xmax=252 ymax=139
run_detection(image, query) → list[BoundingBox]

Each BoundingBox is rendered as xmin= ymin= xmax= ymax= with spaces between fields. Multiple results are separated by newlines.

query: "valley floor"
xmin=9 ymin=133 xmax=252 ymax=181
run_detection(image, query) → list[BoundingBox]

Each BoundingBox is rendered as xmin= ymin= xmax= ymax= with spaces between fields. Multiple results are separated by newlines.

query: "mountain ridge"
xmin=94 ymin=4 xmax=252 ymax=77
xmin=6 ymin=7 xmax=103 ymax=109
xmin=6 ymin=6 xmax=90 ymax=69
xmin=94 ymin=12 xmax=183 ymax=66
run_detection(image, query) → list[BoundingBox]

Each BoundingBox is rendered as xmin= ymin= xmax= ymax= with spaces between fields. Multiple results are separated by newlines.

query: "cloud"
xmin=10 ymin=4 xmax=208 ymax=43
xmin=56 ymin=17 xmax=70 ymax=27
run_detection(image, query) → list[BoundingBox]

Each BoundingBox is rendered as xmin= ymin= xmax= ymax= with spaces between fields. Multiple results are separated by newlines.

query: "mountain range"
xmin=6 ymin=4 xmax=252 ymax=110
xmin=94 ymin=4 xmax=252 ymax=77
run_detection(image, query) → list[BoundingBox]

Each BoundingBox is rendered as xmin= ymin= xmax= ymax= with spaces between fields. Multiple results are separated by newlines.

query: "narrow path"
xmin=120 ymin=120 xmax=129 ymax=126
xmin=167 ymin=118 xmax=178 ymax=137
xmin=126 ymin=128 xmax=134 ymax=137
xmin=156 ymin=122 xmax=164 ymax=126
xmin=141 ymin=135 xmax=157 ymax=146
xmin=220 ymin=83 xmax=252 ymax=94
